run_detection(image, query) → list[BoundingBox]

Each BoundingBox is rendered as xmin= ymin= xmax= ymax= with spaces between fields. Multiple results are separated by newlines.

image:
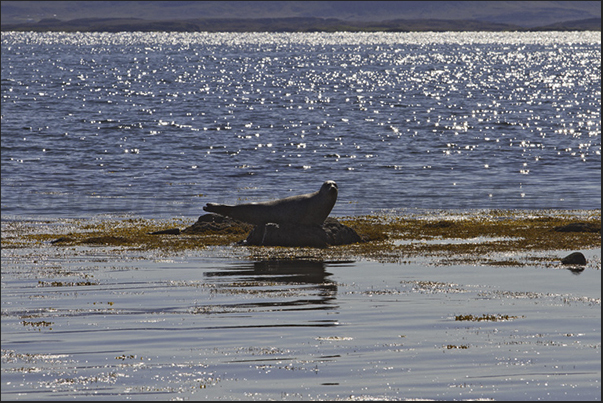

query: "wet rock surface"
xmin=244 ymin=217 xmax=363 ymax=247
xmin=561 ymin=251 xmax=587 ymax=265
xmin=178 ymin=214 xmax=363 ymax=247
xmin=181 ymin=214 xmax=253 ymax=235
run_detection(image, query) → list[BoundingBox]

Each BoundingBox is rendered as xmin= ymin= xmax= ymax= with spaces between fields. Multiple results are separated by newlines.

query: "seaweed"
xmin=2 ymin=210 xmax=600 ymax=266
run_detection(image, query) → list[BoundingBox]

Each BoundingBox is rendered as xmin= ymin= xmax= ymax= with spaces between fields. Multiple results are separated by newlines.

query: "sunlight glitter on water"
xmin=2 ymin=31 xmax=601 ymax=217
xmin=1 ymin=239 xmax=600 ymax=400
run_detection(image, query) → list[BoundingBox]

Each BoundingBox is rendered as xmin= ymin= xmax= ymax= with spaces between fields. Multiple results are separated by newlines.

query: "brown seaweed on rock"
xmin=6 ymin=210 xmax=599 ymax=267
xmin=182 ymin=214 xmax=253 ymax=235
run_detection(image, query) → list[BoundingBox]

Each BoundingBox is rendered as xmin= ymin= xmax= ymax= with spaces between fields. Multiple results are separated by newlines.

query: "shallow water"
xmin=1 ymin=31 xmax=601 ymax=219
xmin=1 ymin=222 xmax=600 ymax=400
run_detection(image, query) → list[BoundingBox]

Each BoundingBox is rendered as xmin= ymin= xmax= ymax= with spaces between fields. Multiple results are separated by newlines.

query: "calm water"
xmin=1 ymin=31 xmax=601 ymax=219
xmin=1 ymin=229 xmax=600 ymax=401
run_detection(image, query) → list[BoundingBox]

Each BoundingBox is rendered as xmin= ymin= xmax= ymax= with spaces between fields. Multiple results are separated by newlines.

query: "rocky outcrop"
xmin=181 ymin=214 xmax=253 ymax=235
xmin=174 ymin=214 xmax=362 ymax=247
xmin=323 ymin=217 xmax=365 ymax=245
xmin=244 ymin=217 xmax=363 ymax=247
xmin=561 ymin=251 xmax=587 ymax=265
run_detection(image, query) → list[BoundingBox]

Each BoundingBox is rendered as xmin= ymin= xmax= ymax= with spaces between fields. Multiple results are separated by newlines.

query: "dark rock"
xmin=323 ymin=217 xmax=364 ymax=245
xmin=243 ymin=217 xmax=363 ymax=247
xmin=149 ymin=228 xmax=181 ymax=235
xmin=245 ymin=223 xmax=329 ymax=247
xmin=181 ymin=214 xmax=362 ymax=247
xmin=182 ymin=214 xmax=253 ymax=234
xmin=554 ymin=222 xmax=600 ymax=233
xmin=561 ymin=252 xmax=587 ymax=265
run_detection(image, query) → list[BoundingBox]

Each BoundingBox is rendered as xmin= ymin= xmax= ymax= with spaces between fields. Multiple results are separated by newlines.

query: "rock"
xmin=561 ymin=252 xmax=587 ymax=265
xmin=323 ymin=217 xmax=364 ymax=245
xmin=149 ymin=228 xmax=181 ymax=235
xmin=245 ymin=223 xmax=329 ymax=247
xmin=182 ymin=214 xmax=253 ymax=234
xmin=243 ymin=217 xmax=363 ymax=247
xmin=181 ymin=214 xmax=362 ymax=247
xmin=554 ymin=222 xmax=600 ymax=233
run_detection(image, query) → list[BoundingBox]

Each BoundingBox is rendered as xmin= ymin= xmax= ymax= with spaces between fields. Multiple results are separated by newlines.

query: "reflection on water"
xmin=565 ymin=265 xmax=586 ymax=275
xmin=206 ymin=259 xmax=334 ymax=285
xmin=1 ymin=239 xmax=600 ymax=400
xmin=201 ymin=260 xmax=352 ymax=326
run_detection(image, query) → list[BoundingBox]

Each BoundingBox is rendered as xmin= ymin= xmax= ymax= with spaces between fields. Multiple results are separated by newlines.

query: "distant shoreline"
xmin=2 ymin=16 xmax=600 ymax=33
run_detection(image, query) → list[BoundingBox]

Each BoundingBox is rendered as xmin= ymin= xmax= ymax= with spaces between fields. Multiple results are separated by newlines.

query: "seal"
xmin=203 ymin=180 xmax=338 ymax=226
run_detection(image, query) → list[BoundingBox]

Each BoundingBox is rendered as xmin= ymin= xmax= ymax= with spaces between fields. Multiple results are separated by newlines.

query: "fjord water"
xmin=1 ymin=31 xmax=601 ymax=218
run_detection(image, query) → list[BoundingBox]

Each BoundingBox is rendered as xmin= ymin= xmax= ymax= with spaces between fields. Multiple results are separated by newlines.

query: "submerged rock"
xmin=561 ymin=252 xmax=587 ymax=265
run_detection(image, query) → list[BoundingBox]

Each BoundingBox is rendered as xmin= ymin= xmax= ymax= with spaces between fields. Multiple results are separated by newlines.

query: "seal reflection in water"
xmin=203 ymin=180 xmax=338 ymax=226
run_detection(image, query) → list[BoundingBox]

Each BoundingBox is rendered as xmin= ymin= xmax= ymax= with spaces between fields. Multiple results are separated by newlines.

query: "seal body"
xmin=203 ymin=180 xmax=338 ymax=226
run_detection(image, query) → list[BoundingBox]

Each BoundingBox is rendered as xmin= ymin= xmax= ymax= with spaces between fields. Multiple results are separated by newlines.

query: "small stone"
xmin=561 ymin=252 xmax=587 ymax=265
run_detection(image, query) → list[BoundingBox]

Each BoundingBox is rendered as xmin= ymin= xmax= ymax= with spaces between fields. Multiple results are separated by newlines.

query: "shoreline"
xmin=3 ymin=17 xmax=600 ymax=33
xmin=2 ymin=209 xmax=600 ymax=267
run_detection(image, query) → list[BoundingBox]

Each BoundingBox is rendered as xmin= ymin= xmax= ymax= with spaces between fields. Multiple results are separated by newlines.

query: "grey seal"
xmin=203 ymin=180 xmax=338 ymax=226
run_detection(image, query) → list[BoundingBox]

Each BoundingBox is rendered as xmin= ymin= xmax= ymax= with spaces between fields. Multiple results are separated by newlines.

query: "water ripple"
xmin=1 ymin=32 xmax=600 ymax=218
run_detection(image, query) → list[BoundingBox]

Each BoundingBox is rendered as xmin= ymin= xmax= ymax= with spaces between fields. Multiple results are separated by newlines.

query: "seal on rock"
xmin=203 ymin=180 xmax=338 ymax=226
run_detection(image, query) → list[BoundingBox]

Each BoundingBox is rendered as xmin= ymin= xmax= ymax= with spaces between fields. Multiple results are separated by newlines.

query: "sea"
xmin=1 ymin=31 xmax=601 ymax=401
xmin=1 ymin=31 xmax=600 ymax=219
